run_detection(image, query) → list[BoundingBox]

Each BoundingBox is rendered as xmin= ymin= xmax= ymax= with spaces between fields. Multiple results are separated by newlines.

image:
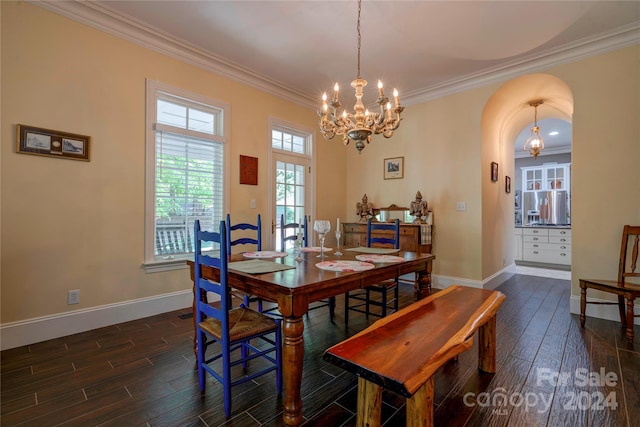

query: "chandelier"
xmin=317 ymin=0 xmax=404 ymax=153
xmin=523 ymin=100 xmax=545 ymax=159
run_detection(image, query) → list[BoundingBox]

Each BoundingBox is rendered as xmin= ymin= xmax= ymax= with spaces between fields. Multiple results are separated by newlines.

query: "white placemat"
xmin=315 ymin=260 xmax=376 ymax=272
xmin=344 ymin=247 xmax=400 ymax=254
xmin=300 ymin=246 xmax=333 ymax=252
xmin=355 ymin=254 xmax=405 ymax=263
xmin=243 ymin=251 xmax=287 ymax=259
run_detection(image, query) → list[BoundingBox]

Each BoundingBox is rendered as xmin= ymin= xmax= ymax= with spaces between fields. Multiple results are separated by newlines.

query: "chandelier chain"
xmin=317 ymin=0 xmax=404 ymax=153
xmin=356 ymin=0 xmax=361 ymax=79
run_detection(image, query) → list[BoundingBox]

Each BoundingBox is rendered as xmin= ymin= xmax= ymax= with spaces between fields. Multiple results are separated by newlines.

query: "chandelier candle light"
xmin=318 ymin=0 xmax=404 ymax=153
xmin=523 ymin=99 xmax=545 ymax=159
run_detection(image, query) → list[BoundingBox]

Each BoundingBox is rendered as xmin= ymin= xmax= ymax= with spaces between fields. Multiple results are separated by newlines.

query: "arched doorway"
xmin=480 ymin=74 xmax=574 ymax=279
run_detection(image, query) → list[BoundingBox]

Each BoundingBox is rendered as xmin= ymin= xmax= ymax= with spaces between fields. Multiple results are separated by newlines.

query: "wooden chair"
xmin=344 ymin=219 xmax=400 ymax=325
xmin=194 ymin=220 xmax=282 ymax=418
xmin=280 ymin=214 xmax=336 ymax=322
xmin=580 ymin=225 xmax=640 ymax=343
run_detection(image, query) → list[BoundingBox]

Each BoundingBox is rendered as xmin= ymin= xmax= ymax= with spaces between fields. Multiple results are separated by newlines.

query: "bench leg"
xmin=406 ymin=376 xmax=434 ymax=427
xmin=357 ymin=377 xmax=382 ymax=427
xmin=478 ymin=316 xmax=497 ymax=373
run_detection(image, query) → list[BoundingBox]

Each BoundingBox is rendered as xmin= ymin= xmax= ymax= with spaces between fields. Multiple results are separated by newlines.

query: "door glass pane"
xmin=275 ymin=159 xmax=307 ymax=251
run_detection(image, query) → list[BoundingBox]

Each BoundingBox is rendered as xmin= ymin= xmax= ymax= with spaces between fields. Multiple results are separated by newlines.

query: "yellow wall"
xmin=346 ymin=46 xmax=640 ymax=289
xmin=345 ymin=90 xmax=485 ymax=281
xmin=556 ymin=47 xmax=640 ymax=298
xmin=0 ymin=2 xmax=345 ymax=323
xmin=2 ymin=2 xmax=638 ymax=334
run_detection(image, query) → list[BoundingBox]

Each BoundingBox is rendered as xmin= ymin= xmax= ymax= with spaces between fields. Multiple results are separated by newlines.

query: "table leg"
xmin=414 ymin=260 xmax=433 ymax=300
xmin=282 ymin=315 xmax=305 ymax=426
xmin=478 ymin=316 xmax=497 ymax=373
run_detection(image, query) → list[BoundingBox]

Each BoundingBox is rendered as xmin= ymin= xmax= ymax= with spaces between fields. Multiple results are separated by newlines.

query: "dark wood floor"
xmin=2 ymin=274 xmax=639 ymax=426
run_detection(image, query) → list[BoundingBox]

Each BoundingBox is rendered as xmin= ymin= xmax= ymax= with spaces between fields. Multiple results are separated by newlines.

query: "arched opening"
xmin=480 ymin=74 xmax=574 ymax=280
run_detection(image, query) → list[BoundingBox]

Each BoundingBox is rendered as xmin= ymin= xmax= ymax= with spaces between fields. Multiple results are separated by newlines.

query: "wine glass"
xmin=313 ymin=220 xmax=331 ymax=258
xmin=294 ymin=228 xmax=304 ymax=262
xmin=334 ymin=227 xmax=343 ymax=256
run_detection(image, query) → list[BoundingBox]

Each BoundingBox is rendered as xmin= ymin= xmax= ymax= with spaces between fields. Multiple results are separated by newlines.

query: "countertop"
xmin=515 ymin=225 xmax=572 ymax=229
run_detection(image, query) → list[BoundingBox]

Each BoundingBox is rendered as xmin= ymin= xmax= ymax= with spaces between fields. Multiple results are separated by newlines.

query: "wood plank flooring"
xmin=2 ymin=274 xmax=639 ymax=426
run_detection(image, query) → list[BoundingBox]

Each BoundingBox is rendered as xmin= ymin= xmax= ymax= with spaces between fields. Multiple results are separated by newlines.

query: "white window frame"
xmin=143 ymin=79 xmax=230 ymax=272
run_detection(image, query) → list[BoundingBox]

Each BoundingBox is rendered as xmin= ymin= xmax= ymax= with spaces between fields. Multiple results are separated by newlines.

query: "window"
xmin=145 ymin=80 xmax=229 ymax=271
xmin=272 ymin=127 xmax=307 ymax=154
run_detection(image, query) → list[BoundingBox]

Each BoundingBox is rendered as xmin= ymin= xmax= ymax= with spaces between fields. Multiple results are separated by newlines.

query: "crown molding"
xmin=404 ymin=23 xmax=640 ymax=106
xmin=31 ymin=1 xmax=639 ymax=110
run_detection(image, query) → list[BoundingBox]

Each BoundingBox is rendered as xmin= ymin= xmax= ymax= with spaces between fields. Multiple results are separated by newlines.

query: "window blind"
xmin=155 ymin=130 xmax=223 ymax=256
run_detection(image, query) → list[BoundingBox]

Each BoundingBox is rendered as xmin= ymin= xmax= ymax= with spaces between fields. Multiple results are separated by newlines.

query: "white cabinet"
xmin=522 ymin=163 xmax=571 ymax=192
xmin=520 ymin=228 xmax=571 ymax=265
xmin=514 ymin=228 xmax=523 ymax=261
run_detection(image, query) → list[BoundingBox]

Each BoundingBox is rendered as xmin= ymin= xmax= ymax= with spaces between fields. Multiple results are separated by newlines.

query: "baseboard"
xmin=431 ymin=264 xmax=515 ymax=291
xmin=569 ymin=295 xmax=640 ymax=326
xmin=0 ymin=290 xmax=193 ymax=351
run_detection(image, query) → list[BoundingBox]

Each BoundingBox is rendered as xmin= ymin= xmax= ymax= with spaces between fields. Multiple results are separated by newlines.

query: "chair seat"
xmin=199 ymin=307 xmax=279 ymax=341
xmin=580 ymin=279 xmax=640 ymax=294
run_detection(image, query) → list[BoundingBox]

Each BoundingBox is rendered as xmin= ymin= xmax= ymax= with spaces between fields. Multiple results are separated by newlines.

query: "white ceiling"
xmin=514 ymin=118 xmax=572 ymax=157
xmin=36 ymin=0 xmax=639 ymax=155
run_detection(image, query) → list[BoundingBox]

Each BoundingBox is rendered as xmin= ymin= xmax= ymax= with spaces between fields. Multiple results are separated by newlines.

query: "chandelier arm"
xmin=317 ymin=0 xmax=403 ymax=152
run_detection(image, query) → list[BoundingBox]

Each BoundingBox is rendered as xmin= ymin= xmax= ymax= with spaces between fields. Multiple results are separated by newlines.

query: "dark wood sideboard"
xmin=343 ymin=222 xmax=433 ymax=253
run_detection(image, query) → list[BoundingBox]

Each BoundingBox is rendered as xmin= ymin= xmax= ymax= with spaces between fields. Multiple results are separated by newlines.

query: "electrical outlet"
xmin=456 ymin=202 xmax=466 ymax=211
xmin=68 ymin=290 xmax=80 ymax=305
xmin=250 ymin=199 xmax=256 ymax=209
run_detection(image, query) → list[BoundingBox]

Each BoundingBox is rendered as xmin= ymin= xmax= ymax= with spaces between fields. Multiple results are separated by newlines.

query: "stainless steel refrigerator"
xmin=522 ymin=191 xmax=570 ymax=226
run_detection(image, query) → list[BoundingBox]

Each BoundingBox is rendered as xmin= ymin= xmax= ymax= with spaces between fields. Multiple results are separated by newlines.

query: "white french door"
xmin=272 ymin=153 xmax=311 ymax=251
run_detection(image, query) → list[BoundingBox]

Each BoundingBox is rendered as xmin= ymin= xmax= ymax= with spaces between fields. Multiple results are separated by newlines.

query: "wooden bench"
xmin=323 ymin=285 xmax=506 ymax=427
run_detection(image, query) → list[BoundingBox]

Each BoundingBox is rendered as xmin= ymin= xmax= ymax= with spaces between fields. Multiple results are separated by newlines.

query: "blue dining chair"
xmin=344 ymin=219 xmax=400 ymax=325
xmin=280 ymin=214 xmax=336 ymax=322
xmin=194 ymin=220 xmax=282 ymax=418
xmin=226 ymin=214 xmax=263 ymax=308
xmin=226 ymin=213 xmax=262 ymax=255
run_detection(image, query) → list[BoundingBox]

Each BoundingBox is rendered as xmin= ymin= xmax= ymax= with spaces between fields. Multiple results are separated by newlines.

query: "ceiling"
xmin=37 ymin=0 xmax=639 ymax=156
xmin=514 ymin=118 xmax=571 ymax=158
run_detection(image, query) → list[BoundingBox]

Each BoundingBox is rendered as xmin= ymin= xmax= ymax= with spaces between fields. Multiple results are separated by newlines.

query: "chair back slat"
xmin=367 ymin=219 xmax=400 ymax=249
xmin=280 ymin=214 xmax=308 ymax=251
xmin=619 ymin=225 xmax=640 ymax=284
xmin=226 ymin=214 xmax=262 ymax=255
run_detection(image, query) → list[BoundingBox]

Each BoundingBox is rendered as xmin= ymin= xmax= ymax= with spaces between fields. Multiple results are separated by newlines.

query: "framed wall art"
xmin=16 ymin=124 xmax=90 ymax=161
xmin=491 ymin=162 xmax=498 ymax=182
xmin=505 ymin=176 xmax=511 ymax=193
xmin=239 ymin=155 xmax=258 ymax=185
xmin=384 ymin=157 xmax=404 ymax=180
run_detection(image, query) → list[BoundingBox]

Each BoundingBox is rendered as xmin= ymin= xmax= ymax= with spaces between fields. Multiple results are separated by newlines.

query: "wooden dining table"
xmin=187 ymin=249 xmax=435 ymax=426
